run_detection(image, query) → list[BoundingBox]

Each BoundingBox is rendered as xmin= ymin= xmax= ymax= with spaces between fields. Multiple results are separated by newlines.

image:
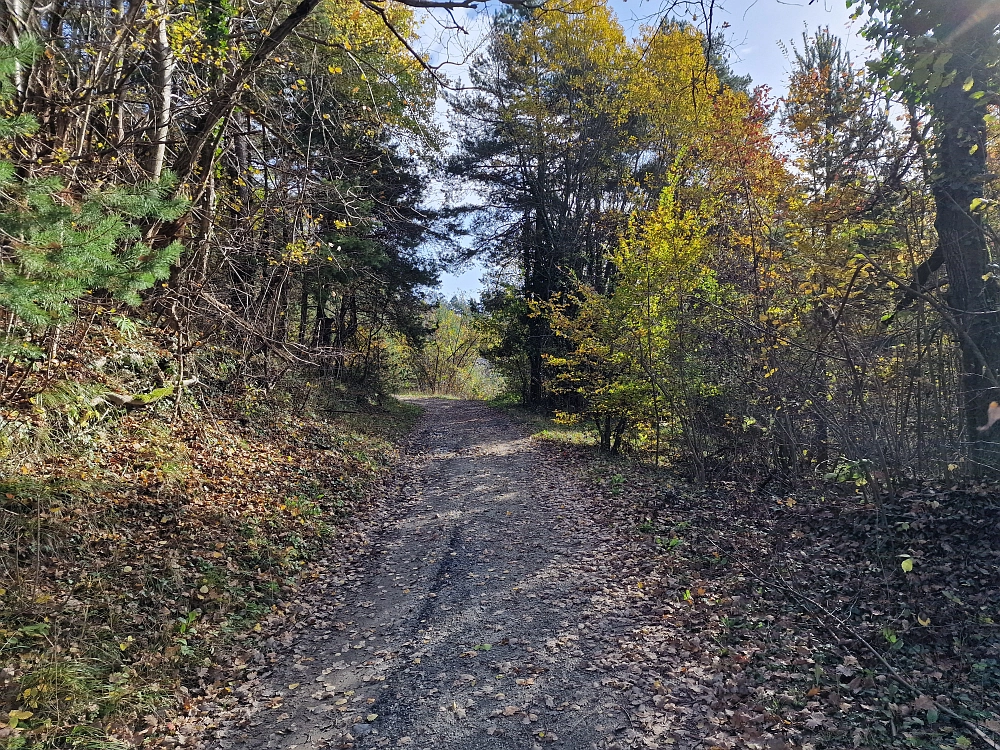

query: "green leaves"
xmin=858 ymin=0 xmax=1000 ymax=101
xmin=0 ymin=49 xmax=188 ymax=359
xmin=5 ymin=709 xmax=33 ymax=729
xmin=0 ymin=170 xmax=186 ymax=345
xmin=822 ymin=457 xmax=874 ymax=487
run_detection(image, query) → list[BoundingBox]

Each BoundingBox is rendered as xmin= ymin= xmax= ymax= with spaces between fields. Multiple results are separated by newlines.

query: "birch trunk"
xmin=150 ymin=0 xmax=174 ymax=181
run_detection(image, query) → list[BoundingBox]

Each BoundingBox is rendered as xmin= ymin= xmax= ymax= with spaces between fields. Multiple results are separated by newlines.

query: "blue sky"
xmin=434 ymin=0 xmax=871 ymax=299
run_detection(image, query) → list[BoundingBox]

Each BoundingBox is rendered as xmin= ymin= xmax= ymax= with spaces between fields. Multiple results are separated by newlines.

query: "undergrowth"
xmin=0 ymin=324 xmax=420 ymax=748
xmin=503 ymin=406 xmax=999 ymax=747
xmin=487 ymin=399 xmax=595 ymax=447
xmin=578 ymin=450 xmax=1000 ymax=748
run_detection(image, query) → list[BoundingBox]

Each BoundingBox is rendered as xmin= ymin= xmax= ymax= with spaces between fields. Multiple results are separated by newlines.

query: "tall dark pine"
xmin=449 ymin=9 xmax=633 ymax=406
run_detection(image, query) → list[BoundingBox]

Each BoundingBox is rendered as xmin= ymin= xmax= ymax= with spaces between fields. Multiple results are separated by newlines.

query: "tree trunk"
xmin=930 ymin=26 xmax=1000 ymax=466
xmin=149 ymin=0 xmax=174 ymax=181
xmin=169 ymin=0 xmax=323 ymax=188
xmin=527 ymin=320 xmax=544 ymax=405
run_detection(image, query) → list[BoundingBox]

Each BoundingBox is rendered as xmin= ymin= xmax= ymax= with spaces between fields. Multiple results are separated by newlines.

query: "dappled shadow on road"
xmin=203 ymin=399 xmax=721 ymax=750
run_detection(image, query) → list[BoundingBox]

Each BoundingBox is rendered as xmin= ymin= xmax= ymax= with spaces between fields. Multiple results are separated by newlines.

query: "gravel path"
xmin=210 ymin=399 xmax=701 ymax=750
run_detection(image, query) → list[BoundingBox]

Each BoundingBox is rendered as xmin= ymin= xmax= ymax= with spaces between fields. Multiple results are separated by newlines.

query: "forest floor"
xmin=189 ymin=399 xmax=1000 ymax=750
xmin=7 ymin=395 xmax=995 ymax=750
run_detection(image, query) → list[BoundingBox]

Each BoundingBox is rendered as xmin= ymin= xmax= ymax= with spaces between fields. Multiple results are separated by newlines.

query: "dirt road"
xmin=209 ymin=399 xmax=700 ymax=750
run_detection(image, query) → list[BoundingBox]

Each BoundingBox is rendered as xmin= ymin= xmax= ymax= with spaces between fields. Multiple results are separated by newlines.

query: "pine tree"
xmin=0 ymin=43 xmax=186 ymax=362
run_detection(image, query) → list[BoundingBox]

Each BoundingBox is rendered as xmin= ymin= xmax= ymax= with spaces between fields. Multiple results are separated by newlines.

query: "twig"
xmin=620 ymin=706 xmax=637 ymax=731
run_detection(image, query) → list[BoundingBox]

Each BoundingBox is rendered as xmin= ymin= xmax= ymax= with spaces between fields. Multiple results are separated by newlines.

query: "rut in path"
xmin=210 ymin=399 xmax=702 ymax=750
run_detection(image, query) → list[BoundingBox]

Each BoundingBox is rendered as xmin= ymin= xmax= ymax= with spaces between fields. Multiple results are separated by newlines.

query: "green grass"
xmin=331 ymin=395 xmax=424 ymax=440
xmin=486 ymin=399 xmax=596 ymax=446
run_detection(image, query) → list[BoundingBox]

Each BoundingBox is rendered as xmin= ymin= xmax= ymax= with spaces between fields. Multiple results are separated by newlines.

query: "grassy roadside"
xmin=0 ymin=391 xmax=421 ymax=749
xmin=485 ymin=397 xmax=595 ymax=446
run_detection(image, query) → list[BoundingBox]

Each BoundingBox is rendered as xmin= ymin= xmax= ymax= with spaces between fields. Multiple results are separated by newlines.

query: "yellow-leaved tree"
xmin=546 ymin=176 xmax=720 ymax=467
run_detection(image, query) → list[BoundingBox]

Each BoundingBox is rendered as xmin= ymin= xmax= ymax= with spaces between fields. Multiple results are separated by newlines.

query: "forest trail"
xmin=208 ymin=399 xmax=691 ymax=750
